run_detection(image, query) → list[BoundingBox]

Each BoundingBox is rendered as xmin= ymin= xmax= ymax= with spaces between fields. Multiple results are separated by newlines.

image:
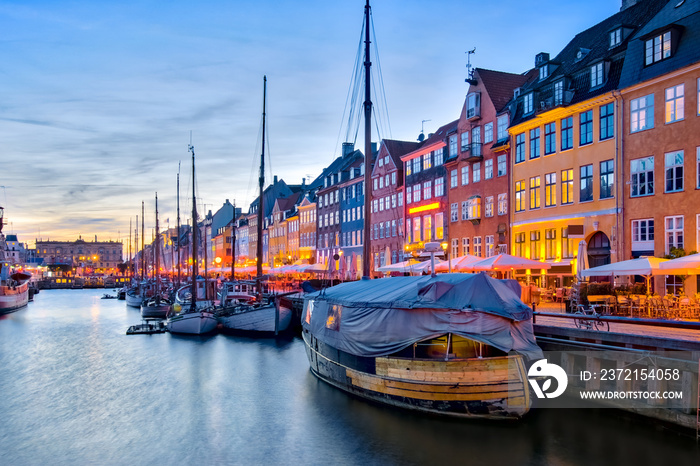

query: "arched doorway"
xmin=587 ymin=231 xmax=611 ymax=268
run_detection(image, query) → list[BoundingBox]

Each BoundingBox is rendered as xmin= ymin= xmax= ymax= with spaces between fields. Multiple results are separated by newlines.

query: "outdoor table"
xmin=586 ymin=295 xmax=615 ymax=315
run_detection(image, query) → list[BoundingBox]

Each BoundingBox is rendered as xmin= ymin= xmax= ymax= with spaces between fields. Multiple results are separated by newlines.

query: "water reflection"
xmin=0 ymin=289 xmax=698 ymax=465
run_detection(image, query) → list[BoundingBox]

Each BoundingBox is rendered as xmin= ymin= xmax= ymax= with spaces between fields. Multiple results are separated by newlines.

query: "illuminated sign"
xmin=408 ymin=202 xmax=440 ymax=214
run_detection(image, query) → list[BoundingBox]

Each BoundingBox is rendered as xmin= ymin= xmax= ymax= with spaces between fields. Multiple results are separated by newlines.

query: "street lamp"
xmin=441 ymin=241 xmax=451 ymax=273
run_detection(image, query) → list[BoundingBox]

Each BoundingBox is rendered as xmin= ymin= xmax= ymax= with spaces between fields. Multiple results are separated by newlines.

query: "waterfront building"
xmin=617 ymin=0 xmax=700 ymax=295
xmin=369 ymin=139 xmax=420 ymax=276
xmin=3 ymin=234 xmax=27 ymax=265
xmin=338 ymin=157 xmax=366 ymax=279
xmin=35 ymin=237 xmax=123 ymax=275
xmin=508 ymin=0 xmax=666 ymax=287
xmin=269 ymin=193 xmax=302 ymax=267
xmin=401 ymin=121 xmax=455 ymax=261
xmin=236 ymin=218 xmax=249 ymax=266
xmin=447 ymin=68 xmax=533 ymax=263
xmin=298 ymin=195 xmax=317 ymax=263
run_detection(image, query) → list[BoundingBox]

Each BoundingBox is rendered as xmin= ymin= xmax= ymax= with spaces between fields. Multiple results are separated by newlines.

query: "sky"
xmin=0 ymin=0 xmax=623 ymax=248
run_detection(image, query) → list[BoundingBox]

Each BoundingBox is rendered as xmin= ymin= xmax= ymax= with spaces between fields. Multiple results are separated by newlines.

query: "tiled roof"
xmin=476 ymin=68 xmax=536 ymax=113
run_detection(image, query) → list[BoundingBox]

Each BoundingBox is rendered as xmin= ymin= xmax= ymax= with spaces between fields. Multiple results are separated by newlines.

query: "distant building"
xmin=35 ymin=237 xmax=123 ymax=274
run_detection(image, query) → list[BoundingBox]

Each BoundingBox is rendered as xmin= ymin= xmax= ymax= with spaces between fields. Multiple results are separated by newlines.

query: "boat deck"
xmin=126 ymin=322 xmax=168 ymax=335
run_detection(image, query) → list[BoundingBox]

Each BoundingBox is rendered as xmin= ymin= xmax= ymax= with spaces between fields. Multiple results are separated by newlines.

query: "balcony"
xmin=464 ymin=143 xmax=483 ymax=162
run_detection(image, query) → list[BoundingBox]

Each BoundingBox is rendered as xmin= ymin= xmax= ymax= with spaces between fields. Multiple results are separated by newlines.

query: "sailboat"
xmin=0 ymin=206 xmax=30 ymax=314
xmin=126 ymin=205 xmax=148 ymax=308
xmin=217 ymin=76 xmax=292 ymax=334
xmin=140 ymin=193 xmax=171 ymax=319
xmin=166 ymin=144 xmax=218 ymax=335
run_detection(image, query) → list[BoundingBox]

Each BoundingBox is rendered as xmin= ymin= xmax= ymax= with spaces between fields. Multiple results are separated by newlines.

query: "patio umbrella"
xmin=376 ymin=259 xmax=421 ymax=273
xmin=470 ymin=253 xmax=551 ymax=272
xmin=658 ymin=253 xmax=700 ymax=275
xmin=349 ymin=252 xmax=357 ymax=280
xmin=434 ymin=254 xmax=480 ymax=272
xmin=579 ymin=256 xmax=668 ymax=293
xmin=576 ymin=239 xmax=589 ymax=282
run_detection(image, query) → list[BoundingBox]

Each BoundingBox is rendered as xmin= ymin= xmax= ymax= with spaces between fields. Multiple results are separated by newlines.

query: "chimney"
xmin=274 ymin=175 xmax=278 ymax=184
xmin=342 ymin=142 xmax=354 ymax=157
xmin=620 ymin=0 xmax=638 ymax=10
xmin=535 ymin=52 xmax=549 ymax=67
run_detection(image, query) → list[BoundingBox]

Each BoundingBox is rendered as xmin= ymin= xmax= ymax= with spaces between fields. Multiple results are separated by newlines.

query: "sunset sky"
xmin=0 ymin=0 xmax=622 ymax=248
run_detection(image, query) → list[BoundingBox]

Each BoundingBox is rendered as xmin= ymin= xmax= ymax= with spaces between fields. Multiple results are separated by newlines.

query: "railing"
xmin=533 ymin=311 xmax=700 ymax=331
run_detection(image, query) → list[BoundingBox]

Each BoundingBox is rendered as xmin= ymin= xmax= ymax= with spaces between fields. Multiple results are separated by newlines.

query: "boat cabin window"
xmin=325 ymin=304 xmax=341 ymax=331
xmin=391 ymin=334 xmax=506 ymax=359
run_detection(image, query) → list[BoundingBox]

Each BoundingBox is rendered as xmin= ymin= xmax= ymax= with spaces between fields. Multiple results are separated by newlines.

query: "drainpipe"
xmin=613 ymin=90 xmax=624 ymax=262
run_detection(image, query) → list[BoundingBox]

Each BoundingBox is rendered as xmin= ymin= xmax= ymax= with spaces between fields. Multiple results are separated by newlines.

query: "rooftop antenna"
xmin=465 ymin=47 xmax=477 ymax=84
xmin=418 ymin=119 xmax=431 ymax=142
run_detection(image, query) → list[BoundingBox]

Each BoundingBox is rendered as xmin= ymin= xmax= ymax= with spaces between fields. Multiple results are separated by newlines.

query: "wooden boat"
xmin=0 ymin=207 xmax=30 ymax=314
xmin=140 ymin=193 xmax=171 ymax=319
xmin=216 ymin=76 xmax=290 ymax=335
xmin=301 ymin=273 xmax=542 ymax=419
xmin=166 ymin=143 xmax=217 ymax=335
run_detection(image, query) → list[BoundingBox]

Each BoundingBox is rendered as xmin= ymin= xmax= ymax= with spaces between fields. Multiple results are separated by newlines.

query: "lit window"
xmin=529 ymin=176 xmax=540 ymax=209
xmin=423 ymin=152 xmax=432 ymax=170
xmin=515 ymin=180 xmax=525 ymax=213
xmin=435 ymin=213 xmax=444 ymax=240
xmin=406 ymin=161 xmax=412 ymax=176
xmin=485 ymin=196 xmax=494 ymax=217
xmin=468 ymin=197 xmax=481 ymax=220
xmin=665 ymin=84 xmax=684 ymax=124
xmin=561 ymin=169 xmax=574 ymax=204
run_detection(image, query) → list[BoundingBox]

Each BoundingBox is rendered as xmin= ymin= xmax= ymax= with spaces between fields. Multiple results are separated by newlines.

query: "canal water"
xmin=1 ymin=289 xmax=698 ymax=465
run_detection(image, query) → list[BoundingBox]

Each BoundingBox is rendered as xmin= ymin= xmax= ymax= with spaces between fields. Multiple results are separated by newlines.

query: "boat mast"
xmin=190 ymin=143 xmax=198 ymax=311
xmin=129 ymin=217 xmax=132 ymax=278
xmin=177 ymin=162 xmax=181 ymax=288
xmin=231 ymin=200 xmax=236 ymax=280
xmin=155 ymin=193 xmax=160 ymax=298
xmin=362 ymin=0 xmax=372 ymax=279
xmin=141 ymin=202 xmax=145 ymax=281
xmin=134 ymin=216 xmax=138 ymax=279
xmin=257 ymin=76 xmax=266 ymax=282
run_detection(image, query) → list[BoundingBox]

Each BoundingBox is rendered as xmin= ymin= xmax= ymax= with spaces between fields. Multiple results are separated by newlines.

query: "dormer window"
xmin=554 ymin=80 xmax=564 ymax=105
xmin=467 ymin=92 xmax=481 ymax=119
xmin=523 ymin=93 xmax=534 ymax=114
xmin=645 ymin=31 xmax=672 ymax=65
xmin=610 ymin=28 xmax=622 ymax=48
xmin=591 ymin=62 xmax=604 ymax=88
xmin=539 ymin=65 xmax=548 ymax=81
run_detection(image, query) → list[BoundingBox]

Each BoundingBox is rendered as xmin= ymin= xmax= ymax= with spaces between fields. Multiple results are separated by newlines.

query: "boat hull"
xmin=166 ymin=310 xmax=218 ymax=335
xmin=302 ymin=330 xmax=530 ymax=419
xmin=0 ymin=282 xmax=29 ymax=314
xmin=140 ymin=303 xmax=171 ymax=319
xmin=218 ymin=303 xmax=292 ymax=333
xmin=125 ymin=292 xmax=143 ymax=308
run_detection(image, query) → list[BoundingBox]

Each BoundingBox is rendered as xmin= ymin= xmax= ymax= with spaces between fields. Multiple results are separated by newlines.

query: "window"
xmin=561 ymin=169 xmax=573 ymax=204
xmin=515 ymin=133 xmax=525 ymax=164
xmin=461 ymin=132 xmax=469 ymax=151
xmin=462 ymin=237 xmax=470 ymax=256
xmin=645 ymin=31 xmax=671 ymax=66
xmin=665 ymin=84 xmax=684 ymax=124
xmin=485 ymin=236 xmax=495 ymax=257
xmin=631 ymin=156 xmax=654 ymax=197
xmin=378 ymin=157 xmax=383 ymax=167
xmin=498 ymin=193 xmax=507 ymax=216
xmin=472 ymin=126 xmax=481 ymax=151
xmin=524 ymin=93 xmax=533 ymax=114
xmin=515 ymin=180 xmax=525 ymax=212
xmin=698 ymin=78 xmax=700 ymax=115
xmin=545 ymin=229 xmax=557 ymax=260
xmin=379 ymin=197 xmax=384 ymax=211
xmin=450 ymin=170 xmax=458 ymax=188
xmin=600 ymin=103 xmax=614 ymax=140
xmin=579 ymin=110 xmax=593 ymax=146
xmin=600 ymin=160 xmax=614 ymax=199
xmin=434 ymin=148 xmax=444 ymax=166
xmin=413 ymin=217 xmax=421 ymax=242
xmin=530 ymin=231 xmax=541 ymax=260
xmin=413 ymin=184 xmax=421 ymax=202
xmin=485 ymin=159 xmax=493 ymax=179
xmin=413 ymin=157 xmax=421 ymax=173
xmin=610 ymin=28 xmax=622 ymax=48
xmin=434 ymin=177 xmax=444 ymax=197
xmin=554 ymin=80 xmax=563 ymax=106
xmin=423 ymin=181 xmax=432 ymax=200
xmin=545 ymin=172 xmax=556 ymax=207
xmin=423 ymin=152 xmax=432 ymax=170
xmin=497 ymin=115 xmax=509 ymax=141
xmin=497 ymin=154 xmax=506 ymax=177
xmin=450 ymin=203 xmax=458 ymax=222
xmin=697 ymin=147 xmax=700 ymax=189
xmin=632 ymin=219 xmax=654 ymax=252
xmin=468 ymin=197 xmax=481 ymax=220
xmin=539 ymin=66 xmax=548 ymax=81
xmin=580 ymin=164 xmax=593 ymax=202
xmin=435 ymin=213 xmax=444 ymax=240
xmin=485 ymin=196 xmax=494 ymax=217
xmin=423 ymin=215 xmax=432 ymax=242
xmin=561 ymin=228 xmax=573 ymax=259
xmin=529 ymin=128 xmax=540 ymax=160
xmin=514 ymin=232 xmax=525 ymax=257
xmin=379 ymin=222 xmax=384 ymax=239
xmin=473 ymin=237 xmax=482 ymax=257
xmin=449 ymin=135 xmax=458 ymax=156
xmin=406 ymin=161 xmax=412 ymax=176
xmin=665 ymin=216 xmax=684 ymax=254
xmin=391 ymin=171 xmax=396 ymax=185
xmin=590 ymin=62 xmax=604 ymax=88
xmin=471 ymin=163 xmax=480 ymax=183
xmin=406 ymin=186 xmax=412 ymax=204
xmin=451 ymin=238 xmax=459 ymax=258
xmin=545 ymin=122 xmax=556 ymax=155
xmin=379 ymin=177 xmax=383 ymax=189
xmin=631 ymin=94 xmax=654 ymax=132
xmin=665 ymin=150 xmax=684 ymax=193
xmin=484 ymin=122 xmax=493 ymax=143
xmin=461 ymin=201 xmax=468 ymax=221
xmin=529 ymin=176 xmax=541 ymax=209
xmin=467 ymin=93 xmax=480 ymax=118
xmin=461 ymin=166 xmax=469 ymax=185
xmin=561 ymin=117 xmax=573 ymax=151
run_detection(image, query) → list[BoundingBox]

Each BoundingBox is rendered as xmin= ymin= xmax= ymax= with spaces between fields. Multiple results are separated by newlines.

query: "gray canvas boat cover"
xmin=302 ymin=272 xmax=542 ymax=359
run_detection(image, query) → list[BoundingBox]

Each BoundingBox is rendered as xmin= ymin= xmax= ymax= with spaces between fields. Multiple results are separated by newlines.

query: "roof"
xmin=403 ymin=120 xmax=458 ymax=160
xmin=475 ymin=68 xmax=535 ymax=113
